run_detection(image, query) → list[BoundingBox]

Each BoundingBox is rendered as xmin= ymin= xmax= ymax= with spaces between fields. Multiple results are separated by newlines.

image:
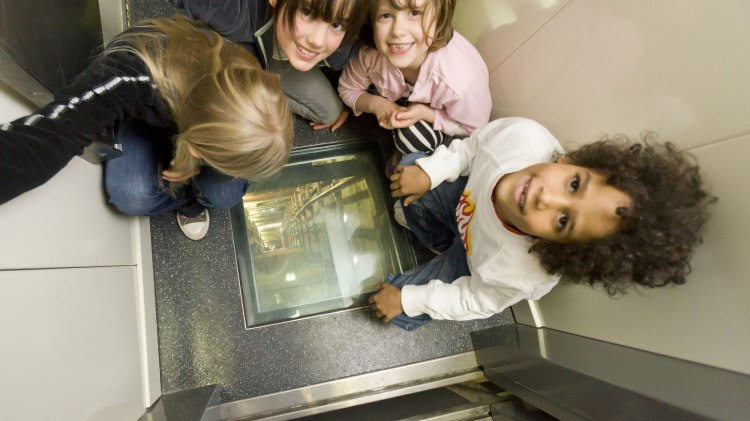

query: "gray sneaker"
xmin=176 ymin=209 xmax=210 ymax=240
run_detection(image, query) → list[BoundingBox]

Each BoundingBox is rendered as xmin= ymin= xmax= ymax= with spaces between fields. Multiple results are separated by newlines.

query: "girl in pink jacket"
xmin=338 ymin=0 xmax=491 ymax=158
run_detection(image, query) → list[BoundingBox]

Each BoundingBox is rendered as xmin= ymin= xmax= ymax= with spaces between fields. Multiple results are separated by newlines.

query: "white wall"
xmin=0 ymin=67 xmax=157 ymax=421
xmin=455 ymin=0 xmax=750 ymax=375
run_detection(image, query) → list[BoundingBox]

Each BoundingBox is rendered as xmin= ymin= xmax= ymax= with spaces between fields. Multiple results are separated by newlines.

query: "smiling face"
xmin=493 ymin=162 xmax=632 ymax=243
xmin=271 ymin=0 xmax=348 ymax=72
xmin=373 ymin=0 xmax=436 ymax=73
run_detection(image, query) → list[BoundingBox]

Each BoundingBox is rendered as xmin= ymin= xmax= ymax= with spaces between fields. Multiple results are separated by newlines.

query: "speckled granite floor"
xmin=150 ymin=115 xmax=514 ymax=403
xmin=131 ymin=0 xmax=513 ymax=405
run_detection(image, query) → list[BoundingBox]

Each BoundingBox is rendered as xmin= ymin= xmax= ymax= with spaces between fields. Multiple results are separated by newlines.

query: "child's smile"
xmin=374 ymin=0 xmax=435 ymax=72
xmin=272 ymin=0 xmax=347 ymax=72
xmin=494 ymin=162 xmax=632 ymax=243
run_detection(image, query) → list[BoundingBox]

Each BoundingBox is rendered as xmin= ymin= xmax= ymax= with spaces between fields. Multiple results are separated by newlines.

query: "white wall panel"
xmin=454 ymin=0 xmax=571 ymax=72
xmin=0 ymin=266 xmax=144 ymax=421
xmin=483 ymin=0 xmax=750 ymax=150
xmin=0 ymin=81 xmax=135 ymax=270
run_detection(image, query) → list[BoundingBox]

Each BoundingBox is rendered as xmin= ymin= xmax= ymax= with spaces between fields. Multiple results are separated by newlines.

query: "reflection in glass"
xmin=231 ymin=140 xmax=415 ymax=327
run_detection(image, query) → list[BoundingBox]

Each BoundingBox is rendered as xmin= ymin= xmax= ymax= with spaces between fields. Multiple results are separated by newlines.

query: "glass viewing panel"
xmin=231 ymin=139 xmax=416 ymax=327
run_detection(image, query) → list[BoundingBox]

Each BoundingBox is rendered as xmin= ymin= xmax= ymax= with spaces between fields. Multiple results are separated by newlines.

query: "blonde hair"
xmin=108 ymin=16 xmax=293 ymax=192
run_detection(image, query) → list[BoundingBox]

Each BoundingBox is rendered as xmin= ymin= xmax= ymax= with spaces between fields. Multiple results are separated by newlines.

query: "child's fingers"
xmin=403 ymin=194 xmax=422 ymax=206
xmin=330 ymin=110 xmax=349 ymax=132
xmin=368 ymin=283 xmax=385 ymax=305
xmin=309 ymin=122 xmax=329 ymax=130
xmin=379 ymin=120 xmax=394 ymax=130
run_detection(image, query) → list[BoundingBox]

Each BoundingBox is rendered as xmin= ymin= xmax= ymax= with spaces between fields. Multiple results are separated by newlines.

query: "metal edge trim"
xmin=203 ymin=352 xmax=480 ymax=421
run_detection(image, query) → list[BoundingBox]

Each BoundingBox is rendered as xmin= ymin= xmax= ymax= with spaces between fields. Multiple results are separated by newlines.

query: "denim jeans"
xmin=386 ymin=153 xmax=471 ymax=331
xmin=104 ymin=119 xmax=248 ymax=217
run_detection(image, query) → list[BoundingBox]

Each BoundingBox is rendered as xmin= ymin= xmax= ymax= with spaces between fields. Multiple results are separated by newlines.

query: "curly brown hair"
xmin=531 ymin=136 xmax=716 ymax=295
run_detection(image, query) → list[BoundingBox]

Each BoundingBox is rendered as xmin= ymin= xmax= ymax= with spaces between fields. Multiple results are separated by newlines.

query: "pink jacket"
xmin=338 ymin=31 xmax=491 ymax=137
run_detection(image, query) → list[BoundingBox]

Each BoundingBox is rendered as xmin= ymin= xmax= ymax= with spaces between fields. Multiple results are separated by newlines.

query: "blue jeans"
xmin=104 ymin=120 xmax=248 ymax=217
xmin=387 ymin=153 xmax=470 ymax=331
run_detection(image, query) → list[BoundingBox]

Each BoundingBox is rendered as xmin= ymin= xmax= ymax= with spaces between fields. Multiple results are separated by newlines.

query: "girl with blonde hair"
xmin=0 ymin=16 xmax=293 ymax=240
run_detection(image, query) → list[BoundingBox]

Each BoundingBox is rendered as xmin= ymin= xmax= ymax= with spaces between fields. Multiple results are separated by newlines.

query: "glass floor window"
xmin=231 ymin=139 xmax=416 ymax=328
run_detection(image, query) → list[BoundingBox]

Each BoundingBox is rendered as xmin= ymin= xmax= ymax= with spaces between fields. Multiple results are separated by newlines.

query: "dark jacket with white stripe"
xmin=0 ymin=48 xmax=171 ymax=205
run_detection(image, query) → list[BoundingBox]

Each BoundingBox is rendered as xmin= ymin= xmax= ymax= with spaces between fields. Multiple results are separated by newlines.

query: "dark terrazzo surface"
xmin=150 ymin=115 xmax=514 ymax=403
xmin=132 ymin=0 xmax=513 ymax=405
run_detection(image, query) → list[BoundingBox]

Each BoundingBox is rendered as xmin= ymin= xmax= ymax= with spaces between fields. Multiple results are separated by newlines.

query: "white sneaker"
xmin=176 ymin=209 xmax=210 ymax=240
xmin=393 ymin=200 xmax=409 ymax=230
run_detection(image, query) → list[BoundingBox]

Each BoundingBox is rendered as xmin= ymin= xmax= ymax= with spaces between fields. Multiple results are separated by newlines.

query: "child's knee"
xmin=106 ymin=181 xmax=167 ymax=216
xmin=394 ymin=121 xmax=446 ymax=154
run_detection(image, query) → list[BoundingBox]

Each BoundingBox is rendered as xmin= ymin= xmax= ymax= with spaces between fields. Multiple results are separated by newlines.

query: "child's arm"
xmin=411 ymin=125 xmax=486 ymax=189
xmin=170 ymin=0 xmax=257 ymax=44
xmin=400 ymin=276 xmax=530 ymax=320
xmin=338 ymin=49 xmax=406 ymax=128
xmin=388 ymin=103 xmax=435 ymax=129
xmin=368 ymin=283 xmax=402 ymax=323
xmin=431 ymin=74 xmax=492 ymax=137
xmin=0 ymin=52 xmax=158 ymax=205
xmin=354 ymin=94 xmax=405 ymax=129
xmin=395 ymin=242 xmax=558 ymax=321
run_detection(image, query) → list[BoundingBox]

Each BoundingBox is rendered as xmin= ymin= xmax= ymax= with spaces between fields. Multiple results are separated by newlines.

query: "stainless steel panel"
xmin=0 ymin=0 xmax=122 ymax=163
xmin=203 ymin=352 xmax=481 ymax=421
xmin=473 ymin=325 xmax=750 ymax=421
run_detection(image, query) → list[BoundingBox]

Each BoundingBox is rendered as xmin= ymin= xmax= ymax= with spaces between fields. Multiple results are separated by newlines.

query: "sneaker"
xmin=176 ymin=209 xmax=210 ymax=240
xmin=393 ymin=200 xmax=409 ymax=230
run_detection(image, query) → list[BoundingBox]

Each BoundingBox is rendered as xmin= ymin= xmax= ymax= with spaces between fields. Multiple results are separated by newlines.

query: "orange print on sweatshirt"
xmin=455 ymin=190 xmax=475 ymax=256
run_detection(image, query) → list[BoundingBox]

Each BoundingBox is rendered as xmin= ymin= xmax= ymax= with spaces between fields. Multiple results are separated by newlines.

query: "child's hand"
xmin=374 ymin=100 xmax=405 ymax=130
xmin=390 ymin=165 xmax=430 ymax=206
xmin=162 ymin=160 xmax=201 ymax=182
xmin=309 ymin=109 xmax=350 ymax=132
xmin=368 ymin=282 xmax=403 ymax=323
xmin=391 ymin=103 xmax=435 ymax=128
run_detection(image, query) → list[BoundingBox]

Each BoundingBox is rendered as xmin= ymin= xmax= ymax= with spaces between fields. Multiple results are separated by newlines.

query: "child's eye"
xmin=569 ymin=175 xmax=580 ymax=192
xmin=377 ymin=13 xmax=393 ymax=22
xmin=301 ymin=7 xmax=313 ymax=18
xmin=409 ymin=10 xmax=421 ymax=17
xmin=331 ymin=22 xmax=346 ymax=32
xmin=556 ymin=213 xmax=569 ymax=231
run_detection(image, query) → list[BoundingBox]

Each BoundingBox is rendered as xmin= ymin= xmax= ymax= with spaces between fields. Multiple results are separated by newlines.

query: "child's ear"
xmin=555 ymin=155 xmax=571 ymax=164
xmin=187 ymin=144 xmax=202 ymax=159
xmin=269 ymin=0 xmax=277 ymax=7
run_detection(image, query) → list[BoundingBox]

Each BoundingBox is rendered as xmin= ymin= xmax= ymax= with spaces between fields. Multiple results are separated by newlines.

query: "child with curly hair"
xmin=369 ymin=117 xmax=714 ymax=330
xmin=338 ymin=0 xmax=490 ymax=163
xmin=0 ymin=17 xmax=293 ymax=240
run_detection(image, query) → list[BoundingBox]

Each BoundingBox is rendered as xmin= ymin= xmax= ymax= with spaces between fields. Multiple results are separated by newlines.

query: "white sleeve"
xmin=400 ymin=275 xmax=527 ymax=321
xmin=414 ymin=128 xmax=483 ymax=189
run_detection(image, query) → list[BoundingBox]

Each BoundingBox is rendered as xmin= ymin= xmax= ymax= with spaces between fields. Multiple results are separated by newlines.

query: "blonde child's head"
xmin=109 ymin=16 xmax=293 ymax=192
